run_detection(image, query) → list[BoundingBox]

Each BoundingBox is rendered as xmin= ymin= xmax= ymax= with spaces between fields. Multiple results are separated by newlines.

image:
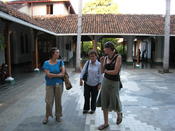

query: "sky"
xmin=2 ymin=0 xmax=175 ymax=14
xmin=70 ymin=0 xmax=175 ymax=14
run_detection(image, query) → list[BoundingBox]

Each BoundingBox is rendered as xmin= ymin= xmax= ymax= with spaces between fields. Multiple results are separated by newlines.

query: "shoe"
xmin=98 ymin=124 xmax=109 ymax=130
xmin=83 ymin=110 xmax=88 ymax=114
xmin=89 ymin=110 xmax=95 ymax=114
xmin=116 ymin=112 xmax=123 ymax=125
xmin=42 ymin=119 xmax=48 ymax=124
xmin=56 ymin=117 xmax=62 ymax=122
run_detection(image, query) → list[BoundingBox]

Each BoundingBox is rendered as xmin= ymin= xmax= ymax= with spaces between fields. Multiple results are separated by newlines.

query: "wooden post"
xmin=4 ymin=21 xmax=14 ymax=81
xmin=34 ymin=31 xmax=39 ymax=71
xmin=134 ymin=41 xmax=137 ymax=58
xmin=136 ymin=49 xmax=141 ymax=65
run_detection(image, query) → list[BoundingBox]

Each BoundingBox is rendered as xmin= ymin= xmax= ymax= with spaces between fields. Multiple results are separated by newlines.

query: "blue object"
xmin=43 ymin=60 xmax=64 ymax=86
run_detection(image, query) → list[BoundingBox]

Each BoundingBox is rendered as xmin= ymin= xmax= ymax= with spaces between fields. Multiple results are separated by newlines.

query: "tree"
xmin=83 ymin=0 xmax=119 ymax=14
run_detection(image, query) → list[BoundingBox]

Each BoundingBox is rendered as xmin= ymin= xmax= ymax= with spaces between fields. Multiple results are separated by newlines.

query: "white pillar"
xmin=126 ymin=36 xmax=134 ymax=62
xmin=76 ymin=0 xmax=83 ymax=72
xmin=163 ymin=0 xmax=171 ymax=72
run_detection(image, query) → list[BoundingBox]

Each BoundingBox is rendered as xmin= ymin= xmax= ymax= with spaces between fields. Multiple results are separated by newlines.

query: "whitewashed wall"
xmin=53 ymin=3 xmax=69 ymax=15
xmin=32 ymin=3 xmax=47 ymax=16
xmin=19 ymin=4 xmax=31 ymax=16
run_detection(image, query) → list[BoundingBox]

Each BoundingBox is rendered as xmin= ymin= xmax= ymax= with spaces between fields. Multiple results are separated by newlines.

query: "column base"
xmin=34 ymin=68 xmax=40 ymax=72
xmin=126 ymin=58 xmax=133 ymax=63
xmin=5 ymin=76 xmax=14 ymax=81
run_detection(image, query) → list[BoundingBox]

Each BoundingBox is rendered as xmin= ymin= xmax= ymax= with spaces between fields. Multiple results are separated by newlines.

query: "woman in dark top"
xmin=98 ymin=42 xmax=122 ymax=130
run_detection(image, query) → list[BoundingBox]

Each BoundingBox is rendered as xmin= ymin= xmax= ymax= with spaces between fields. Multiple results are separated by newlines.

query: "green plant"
xmin=83 ymin=0 xmax=119 ymax=14
xmin=116 ymin=44 xmax=125 ymax=55
xmin=0 ymin=34 xmax=5 ymax=50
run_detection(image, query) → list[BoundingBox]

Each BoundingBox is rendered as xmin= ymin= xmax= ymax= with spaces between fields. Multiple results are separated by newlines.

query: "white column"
xmin=76 ymin=0 xmax=83 ymax=72
xmin=126 ymin=36 xmax=134 ymax=62
xmin=163 ymin=0 xmax=171 ymax=72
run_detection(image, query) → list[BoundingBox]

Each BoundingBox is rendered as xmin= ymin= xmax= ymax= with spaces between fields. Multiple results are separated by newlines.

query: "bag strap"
xmin=85 ymin=61 xmax=89 ymax=74
xmin=59 ymin=60 xmax=62 ymax=68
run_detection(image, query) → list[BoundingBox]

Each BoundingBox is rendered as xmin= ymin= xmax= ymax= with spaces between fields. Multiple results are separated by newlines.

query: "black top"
xmin=104 ymin=54 xmax=120 ymax=81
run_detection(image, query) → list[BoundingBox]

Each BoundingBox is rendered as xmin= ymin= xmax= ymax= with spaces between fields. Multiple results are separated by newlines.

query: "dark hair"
xmin=104 ymin=41 xmax=115 ymax=51
xmin=88 ymin=50 xmax=97 ymax=56
xmin=49 ymin=47 xmax=58 ymax=58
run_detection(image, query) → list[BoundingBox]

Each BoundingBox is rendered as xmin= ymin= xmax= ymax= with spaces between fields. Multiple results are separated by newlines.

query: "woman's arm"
xmin=100 ymin=56 xmax=105 ymax=73
xmin=104 ymin=55 xmax=121 ymax=75
xmin=44 ymin=70 xmax=64 ymax=78
xmin=61 ymin=66 xmax=66 ymax=76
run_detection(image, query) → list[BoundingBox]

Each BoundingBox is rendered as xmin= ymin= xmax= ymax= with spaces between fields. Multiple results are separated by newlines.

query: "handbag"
xmin=64 ymin=71 xmax=72 ymax=90
xmin=59 ymin=60 xmax=72 ymax=90
xmin=119 ymin=76 xmax=123 ymax=90
xmin=82 ymin=61 xmax=89 ymax=81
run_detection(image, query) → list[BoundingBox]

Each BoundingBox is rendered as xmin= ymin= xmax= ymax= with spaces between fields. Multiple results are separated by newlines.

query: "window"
xmin=47 ymin=4 xmax=53 ymax=14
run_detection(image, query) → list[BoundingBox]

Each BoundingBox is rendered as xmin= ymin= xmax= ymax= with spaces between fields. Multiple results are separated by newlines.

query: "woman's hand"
xmin=104 ymin=69 xmax=108 ymax=74
xmin=80 ymin=79 xmax=83 ymax=86
xmin=100 ymin=56 xmax=105 ymax=63
xmin=97 ymin=84 xmax=101 ymax=90
xmin=57 ymin=73 xmax=64 ymax=78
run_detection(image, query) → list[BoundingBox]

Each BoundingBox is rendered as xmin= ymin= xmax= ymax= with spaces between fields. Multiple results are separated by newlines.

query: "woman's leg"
xmin=103 ymin=110 xmax=109 ymax=125
xmin=115 ymin=82 xmax=122 ymax=125
xmin=90 ymin=86 xmax=98 ymax=112
xmin=98 ymin=110 xmax=109 ymax=130
xmin=55 ymin=83 xmax=63 ymax=121
xmin=83 ymin=83 xmax=91 ymax=113
xmin=116 ymin=111 xmax=123 ymax=125
xmin=43 ymin=86 xmax=54 ymax=124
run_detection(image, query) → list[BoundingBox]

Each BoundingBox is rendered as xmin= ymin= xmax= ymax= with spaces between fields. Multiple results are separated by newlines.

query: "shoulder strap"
xmin=105 ymin=54 xmax=118 ymax=64
xmin=85 ymin=61 xmax=89 ymax=73
xmin=104 ymin=56 xmax=108 ymax=65
xmin=111 ymin=54 xmax=118 ymax=63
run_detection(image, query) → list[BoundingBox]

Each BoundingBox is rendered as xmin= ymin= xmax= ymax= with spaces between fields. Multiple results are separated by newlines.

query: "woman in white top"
xmin=80 ymin=50 xmax=101 ymax=114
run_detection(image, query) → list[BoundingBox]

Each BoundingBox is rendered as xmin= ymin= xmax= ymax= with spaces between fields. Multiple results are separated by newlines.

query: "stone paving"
xmin=0 ymin=67 xmax=175 ymax=131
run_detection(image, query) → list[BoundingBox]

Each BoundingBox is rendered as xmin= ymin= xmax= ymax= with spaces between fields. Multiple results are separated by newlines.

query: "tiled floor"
xmin=0 ymin=68 xmax=175 ymax=131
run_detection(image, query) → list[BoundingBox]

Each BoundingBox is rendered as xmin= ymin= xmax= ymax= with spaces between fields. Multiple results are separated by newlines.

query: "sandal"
xmin=116 ymin=112 xmax=123 ymax=125
xmin=42 ymin=119 xmax=48 ymax=124
xmin=98 ymin=124 xmax=109 ymax=130
xmin=56 ymin=117 xmax=62 ymax=122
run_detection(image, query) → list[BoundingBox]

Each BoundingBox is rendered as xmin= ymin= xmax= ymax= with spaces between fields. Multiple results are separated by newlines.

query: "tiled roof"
xmin=7 ymin=0 xmax=69 ymax=4
xmin=0 ymin=2 xmax=46 ymax=29
xmin=171 ymin=15 xmax=175 ymax=35
xmin=34 ymin=14 xmax=166 ymax=35
xmin=1 ymin=2 xmax=175 ymax=36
